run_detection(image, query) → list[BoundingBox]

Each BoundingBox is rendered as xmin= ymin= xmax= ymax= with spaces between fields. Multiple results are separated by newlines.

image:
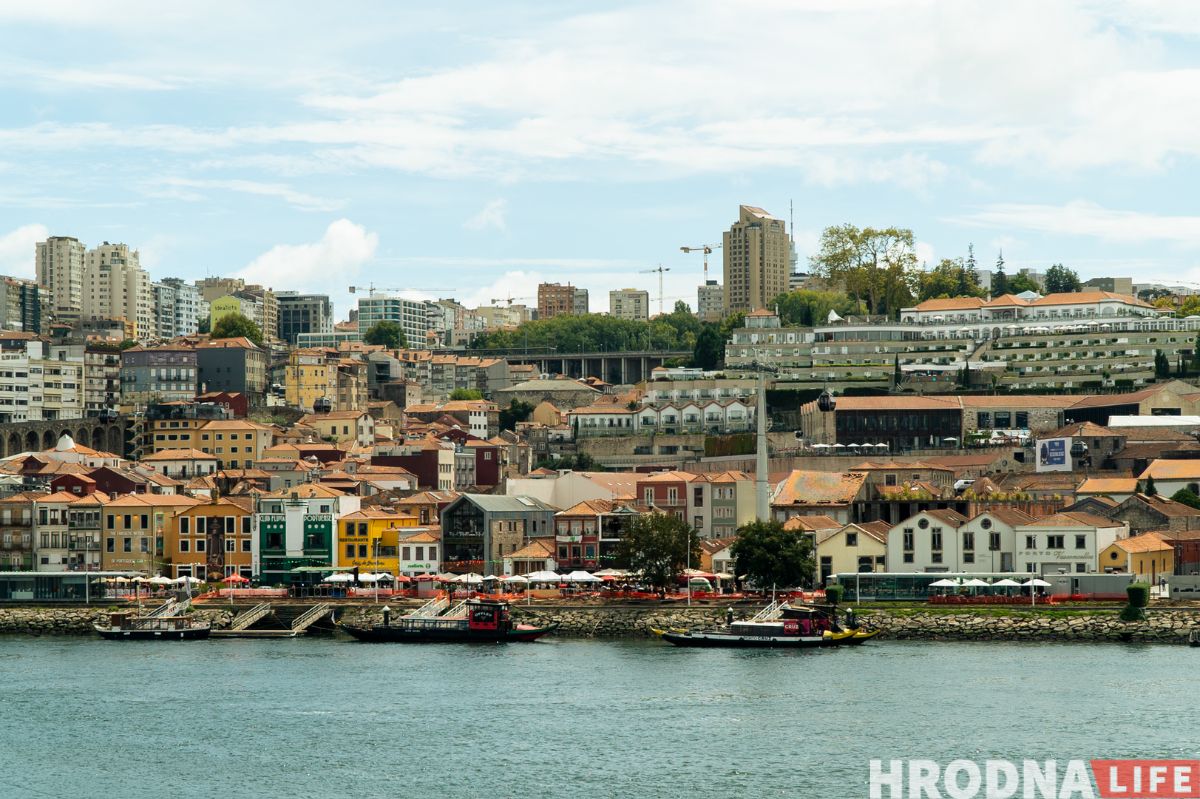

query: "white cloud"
xmin=951 ymin=201 xmax=1200 ymax=245
xmin=149 ymin=177 xmax=343 ymax=211
xmin=237 ymin=220 xmax=378 ymax=305
xmin=463 ymin=199 xmax=508 ymax=232
xmin=0 ymin=223 xmax=49 ymax=278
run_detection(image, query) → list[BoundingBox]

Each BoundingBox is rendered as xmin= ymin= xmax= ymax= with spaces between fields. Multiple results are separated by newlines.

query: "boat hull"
xmin=94 ymin=624 xmax=211 ymax=641
xmin=340 ymin=623 xmax=557 ymax=643
xmin=845 ymin=629 xmax=880 ymax=645
xmin=661 ymin=631 xmax=831 ymax=648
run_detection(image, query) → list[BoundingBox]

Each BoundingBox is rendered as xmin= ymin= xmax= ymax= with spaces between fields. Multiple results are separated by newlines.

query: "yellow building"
xmin=813 ymin=521 xmax=891 ymax=582
xmin=209 ymin=294 xmax=251 ymax=330
xmin=285 ymin=349 xmax=337 ymax=412
xmin=150 ymin=418 xmax=273 ymax=469
xmin=1098 ymin=532 xmax=1173 ymax=583
xmin=336 ymin=508 xmax=420 ymax=574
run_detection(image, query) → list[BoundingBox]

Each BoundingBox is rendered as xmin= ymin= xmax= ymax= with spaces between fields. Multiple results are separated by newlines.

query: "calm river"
xmin=0 ymin=637 xmax=1190 ymax=798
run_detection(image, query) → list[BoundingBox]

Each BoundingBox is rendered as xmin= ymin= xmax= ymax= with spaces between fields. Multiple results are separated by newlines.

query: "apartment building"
xmin=0 ymin=276 xmax=43 ymax=333
xmin=153 ymin=278 xmax=208 ymax=339
xmin=356 ymin=295 xmax=433 ymax=349
xmin=722 ymin=205 xmax=789 ymax=313
xmin=609 ymin=289 xmax=650 ymax=321
xmin=697 ymin=280 xmax=724 ymax=323
xmin=35 ymin=235 xmax=86 ymax=324
xmin=276 ymin=292 xmax=333 ymax=345
xmin=119 ymin=344 xmax=197 ymax=407
xmin=82 ymin=242 xmax=155 ymax=339
xmin=0 ymin=335 xmax=85 ymax=423
xmin=537 ymin=283 xmax=588 ymax=319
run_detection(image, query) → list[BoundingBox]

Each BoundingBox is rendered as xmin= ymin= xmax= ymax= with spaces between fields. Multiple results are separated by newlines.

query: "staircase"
xmin=410 ymin=595 xmax=449 ymax=618
xmin=750 ymin=600 xmax=784 ymax=622
xmin=145 ymin=598 xmax=190 ymax=618
xmin=441 ymin=600 xmax=470 ymax=619
xmin=290 ymin=603 xmax=332 ymax=632
xmin=228 ymin=602 xmax=273 ymax=631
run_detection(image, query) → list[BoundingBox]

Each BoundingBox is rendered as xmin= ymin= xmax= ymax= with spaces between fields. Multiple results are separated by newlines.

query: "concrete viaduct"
xmin=0 ymin=417 xmax=128 ymax=459
xmin=502 ymin=350 xmax=692 ymax=384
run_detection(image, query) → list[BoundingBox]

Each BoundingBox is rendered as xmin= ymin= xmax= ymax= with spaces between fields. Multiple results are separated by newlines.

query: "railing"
xmin=441 ymin=600 xmax=470 ymax=619
xmin=749 ymin=600 xmax=784 ymax=622
xmin=290 ymin=603 xmax=332 ymax=632
xmin=229 ymin=602 xmax=273 ymax=631
xmin=145 ymin=599 xmax=178 ymax=618
xmin=410 ymin=595 xmax=449 ymax=618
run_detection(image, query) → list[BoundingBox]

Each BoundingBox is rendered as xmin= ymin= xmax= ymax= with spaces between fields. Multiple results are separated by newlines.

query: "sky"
xmin=3 ymin=0 xmax=1200 ymax=318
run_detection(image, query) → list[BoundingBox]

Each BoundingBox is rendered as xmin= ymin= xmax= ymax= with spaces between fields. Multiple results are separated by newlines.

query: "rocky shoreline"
xmin=2 ymin=604 xmax=1197 ymax=643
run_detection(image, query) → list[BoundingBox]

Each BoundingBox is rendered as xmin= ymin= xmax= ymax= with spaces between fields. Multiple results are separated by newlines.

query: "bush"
xmin=825 ymin=584 xmax=845 ymax=605
xmin=1120 ymin=582 xmax=1150 ymax=621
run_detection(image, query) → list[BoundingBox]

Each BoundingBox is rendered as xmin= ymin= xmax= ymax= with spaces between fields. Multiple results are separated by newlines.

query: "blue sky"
xmin=3 ymin=0 xmax=1200 ymax=317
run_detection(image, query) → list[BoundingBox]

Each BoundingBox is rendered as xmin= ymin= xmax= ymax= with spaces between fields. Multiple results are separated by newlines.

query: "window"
xmin=1047 ymin=535 xmax=1064 ymax=549
xmin=358 ymin=544 xmax=367 ymax=558
xmin=989 ymin=532 xmax=1001 ymax=551
xmin=1075 ymin=535 xmax=1086 ymax=549
xmin=884 ymin=474 xmax=897 ymax=486
xmin=181 ymin=517 xmax=190 ymax=535
xmin=977 ymin=411 xmax=992 ymax=428
xmin=195 ymin=538 xmax=206 ymax=553
xmin=962 ymin=532 xmax=974 ymax=551
xmin=931 ymin=551 xmax=943 ymax=563
xmin=180 ymin=539 xmax=190 ymax=553
xmin=226 ymin=539 xmax=235 ymax=552
xmin=903 ymin=529 xmax=914 ymax=551
xmin=140 ymin=514 xmax=149 ymax=530
xmin=106 ymin=538 xmax=114 ymax=553
xmin=963 ymin=552 xmax=974 ymax=563
xmin=931 ymin=531 xmax=943 ymax=550
xmin=122 ymin=538 xmax=131 ymax=552
xmin=345 ymin=544 xmax=354 ymax=557
xmin=1025 ymin=535 xmax=1036 ymax=549
xmin=994 ymin=411 xmax=1011 ymax=428
xmin=1075 ymin=563 xmax=1086 ymax=573
xmin=845 ymin=532 xmax=858 ymax=546
xmin=242 ymin=539 xmax=251 ymax=552
xmin=644 ymin=488 xmax=654 ymax=504
xmin=1015 ymin=411 xmax=1029 ymax=428
xmin=903 ymin=552 xmax=914 ymax=564
xmin=667 ymin=487 xmax=678 ymax=503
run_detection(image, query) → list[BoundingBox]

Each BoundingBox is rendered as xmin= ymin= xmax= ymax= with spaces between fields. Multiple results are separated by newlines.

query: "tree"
xmin=1145 ymin=475 xmax=1158 ymax=497
xmin=1043 ymin=263 xmax=1082 ymax=294
xmin=449 ymin=388 xmax=483 ymax=401
xmin=197 ymin=317 xmax=210 ymax=334
xmin=1155 ymin=349 xmax=1171 ymax=379
xmin=1177 ymin=296 xmax=1200 ymax=317
xmin=772 ymin=289 xmax=862 ymax=326
xmin=364 ymin=321 xmax=407 ymax=349
xmin=1171 ymin=488 xmax=1200 ymax=510
xmin=731 ymin=520 xmax=815 ymax=590
xmin=499 ymin=399 xmax=534 ymax=431
xmin=534 ymin=452 xmax=598 ymax=471
xmin=616 ymin=513 xmax=699 ymax=594
xmin=1007 ymin=273 xmax=1041 ymax=294
xmin=210 ymin=312 xmax=263 ymax=346
xmin=893 ymin=353 xmax=902 ymax=386
xmin=809 ymin=224 xmax=917 ymax=317
xmin=990 ymin=252 xmax=1008 ymax=297
xmin=692 ymin=325 xmax=724 ymax=370
xmin=916 ymin=258 xmax=986 ymax=301
xmin=959 ymin=360 xmax=971 ymax=388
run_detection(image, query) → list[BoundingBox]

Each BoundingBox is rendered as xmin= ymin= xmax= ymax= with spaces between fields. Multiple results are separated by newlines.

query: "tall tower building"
xmin=722 ymin=205 xmax=789 ymax=313
xmin=277 ymin=292 xmax=333 ymax=345
xmin=82 ymin=242 xmax=155 ymax=339
xmin=35 ymin=236 xmax=86 ymax=324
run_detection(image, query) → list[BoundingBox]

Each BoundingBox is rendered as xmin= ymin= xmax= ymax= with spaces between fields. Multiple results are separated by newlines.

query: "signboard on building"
xmin=1035 ymin=437 xmax=1071 ymax=473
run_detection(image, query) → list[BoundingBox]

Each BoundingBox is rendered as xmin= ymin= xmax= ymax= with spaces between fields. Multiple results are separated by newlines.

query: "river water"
xmin=0 ymin=636 xmax=1191 ymax=798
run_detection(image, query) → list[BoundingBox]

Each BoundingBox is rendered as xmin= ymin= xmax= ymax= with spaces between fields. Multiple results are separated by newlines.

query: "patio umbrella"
xmin=928 ymin=578 xmax=960 ymax=587
xmin=501 ymin=575 xmax=529 ymax=584
xmin=962 ymin=578 xmax=990 ymax=587
xmin=564 ymin=570 xmax=601 ymax=583
xmin=325 ymin=573 xmax=355 ymax=583
xmin=148 ymin=575 xmax=175 ymax=586
xmin=358 ymin=573 xmax=381 ymax=583
xmin=593 ymin=568 xmax=627 ymax=578
xmin=714 ymin=572 xmax=735 ymax=580
xmin=453 ymin=573 xmax=484 ymax=585
xmin=1022 ymin=578 xmax=1051 ymax=587
xmin=224 ymin=573 xmax=250 ymax=584
xmin=376 ymin=573 xmax=396 ymax=582
xmin=992 ymin=578 xmax=1021 ymax=587
xmin=482 ymin=574 xmax=501 ymax=581
xmin=523 ymin=570 xmax=562 ymax=583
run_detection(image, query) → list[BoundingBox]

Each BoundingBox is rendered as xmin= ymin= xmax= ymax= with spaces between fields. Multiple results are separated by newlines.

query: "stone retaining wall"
xmin=0 ymin=607 xmax=233 ymax=635
xmin=859 ymin=609 xmax=1194 ymax=644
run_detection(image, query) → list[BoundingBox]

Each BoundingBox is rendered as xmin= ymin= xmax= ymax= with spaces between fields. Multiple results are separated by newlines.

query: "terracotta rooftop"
xmin=1111 ymin=532 xmax=1173 ymax=554
xmin=1076 ymin=477 xmax=1139 ymax=495
xmin=773 ymin=470 xmax=868 ymax=506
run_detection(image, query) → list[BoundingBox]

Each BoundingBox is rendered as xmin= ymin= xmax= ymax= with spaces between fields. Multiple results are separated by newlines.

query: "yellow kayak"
xmin=823 ymin=629 xmax=856 ymax=643
xmin=846 ymin=628 xmax=880 ymax=645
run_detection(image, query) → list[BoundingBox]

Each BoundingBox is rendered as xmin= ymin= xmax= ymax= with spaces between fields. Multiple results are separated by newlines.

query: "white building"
xmin=697 ymin=280 xmax=724 ymax=323
xmin=0 ymin=337 xmax=85 ymax=423
xmin=1014 ymin=512 xmax=1127 ymax=575
xmin=83 ymin=242 xmax=155 ymax=340
xmin=886 ymin=509 xmax=970 ymax=572
xmin=609 ymin=288 xmax=650 ymax=321
xmin=35 ymin=236 xmax=86 ymax=324
xmin=153 ymin=278 xmax=208 ymax=339
xmin=357 ymin=295 xmax=433 ymax=350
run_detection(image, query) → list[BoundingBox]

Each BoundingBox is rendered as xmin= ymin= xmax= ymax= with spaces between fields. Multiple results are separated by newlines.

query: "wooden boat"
xmin=340 ymin=599 xmax=557 ymax=643
xmin=94 ymin=611 xmax=211 ymax=641
xmin=659 ymin=602 xmax=865 ymax=649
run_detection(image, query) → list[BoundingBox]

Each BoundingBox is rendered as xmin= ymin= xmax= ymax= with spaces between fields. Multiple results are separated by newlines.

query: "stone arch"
xmin=76 ymin=427 xmax=90 ymax=447
xmin=106 ymin=426 xmax=123 ymax=456
xmin=41 ymin=430 xmax=56 ymax=450
xmin=4 ymin=432 xmax=16 ymax=458
xmin=91 ymin=427 xmax=104 ymax=451
xmin=24 ymin=431 xmax=39 ymax=452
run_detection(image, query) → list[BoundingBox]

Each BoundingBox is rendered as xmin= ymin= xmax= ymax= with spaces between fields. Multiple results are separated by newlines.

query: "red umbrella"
xmin=223 ymin=573 xmax=250 ymax=584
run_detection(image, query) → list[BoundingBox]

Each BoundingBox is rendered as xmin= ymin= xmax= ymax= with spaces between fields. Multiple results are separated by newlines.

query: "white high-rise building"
xmin=357 ymin=295 xmax=433 ymax=348
xmin=0 ymin=337 xmax=85 ymax=423
xmin=153 ymin=278 xmax=209 ymax=339
xmin=609 ymin=288 xmax=650 ymax=321
xmin=35 ymin=236 xmax=86 ymax=324
xmin=82 ymin=242 xmax=155 ymax=340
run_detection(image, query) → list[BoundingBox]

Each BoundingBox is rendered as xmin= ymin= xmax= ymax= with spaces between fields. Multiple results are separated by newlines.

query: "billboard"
xmin=1036 ymin=437 xmax=1072 ymax=473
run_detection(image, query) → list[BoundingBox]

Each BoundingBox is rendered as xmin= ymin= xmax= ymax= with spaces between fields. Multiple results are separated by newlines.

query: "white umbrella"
xmin=928 ymin=578 xmax=960 ymax=587
xmin=963 ymin=578 xmax=990 ymax=587
xmin=992 ymin=578 xmax=1022 ymax=587
xmin=501 ymin=575 xmax=529 ymax=584
xmin=833 ymin=443 xmax=846 ymax=449
xmin=811 ymin=443 xmax=832 ymax=449
xmin=148 ymin=575 xmax=175 ymax=585
xmin=325 ymin=572 xmax=355 ymax=583
xmin=453 ymin=573 xmax=484 ymax=585
xmin=564 ymin=570 xmax=601 ymax=584
xmin=714 ymin=572 xmax=735 ymax=580
xmin=482 ymin=574 xmax=501 ymax=581
xmin=358 ymin=573 xmax=381 ymax=583
xmin=375 ymin=573 xmax=395 ymax=582
xmin=1023 ymin=578 xmax=1051 ymax=587
xmin=593 ymin=568 xmax=627 ymax=578
xmin=523 ymin=570 xmax=562 ymax=583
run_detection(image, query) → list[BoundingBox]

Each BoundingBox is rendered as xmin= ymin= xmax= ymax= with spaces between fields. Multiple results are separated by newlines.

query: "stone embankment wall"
xmin=0 ymin=607 xmax=233 ymax=635
xmin=343 ymin=604 xmax=729 ymax=637
xmin=859 ymin=609 xmax=1195 ymax=644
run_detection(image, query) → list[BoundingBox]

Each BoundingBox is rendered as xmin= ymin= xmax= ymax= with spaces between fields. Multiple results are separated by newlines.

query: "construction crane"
xmin=491 ymin=295 xmax=533 ymax=306
xmin=640 ymin=265 xmax=670 ymax=316
xmin=348 ymin=283 xmax=454 ymax=296
xmin=680 ymin=244 xmax=722 ymax=283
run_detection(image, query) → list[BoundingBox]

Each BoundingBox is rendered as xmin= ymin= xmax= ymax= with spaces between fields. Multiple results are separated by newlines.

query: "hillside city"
xmin=3 ymin=203 xmax=1200 ymax=597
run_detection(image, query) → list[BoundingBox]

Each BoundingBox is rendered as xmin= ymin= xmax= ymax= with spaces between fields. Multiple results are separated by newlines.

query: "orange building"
xmin=166 ymin=499 xmax=255 ymax=580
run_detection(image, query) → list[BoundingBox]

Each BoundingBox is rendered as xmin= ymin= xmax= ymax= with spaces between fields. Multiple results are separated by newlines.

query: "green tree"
xmin=731 ymin=520 xmax=816 ymax=590
xmin=449 ymin=388 xmax=483 ymax=401
xmin=772 ymin=289 xmax=862 ymax=325
xmin=808 ymin=224 xmax=917 ymax=317
xmin=534 ymin=452 xmax=598 ymax=471
xmin=616 ymin=512 xmax=699 ymax=594
xmin=499 ymin=399 xmax=534 ymax=431
xmin=991 ymin=251 xmax=1007 ymax=296
xmin=692 ymin=325 xmax=724 ymax=370
xmin=1154 ymin=349 xmax=1171 ymax=379
xmin=471 ymin=308 xmax=703 ymax=354
xmin=363 ymin=321 xmax=407 ymax=349
xmin=962 ymin=244 xmax=978 ymax=296
xmin=1044 ymin=263 xmax=1082 ymax=294
xmin=210 ymin=312 xmax=263 ymax=346
xmin=1007 ymin=273 xmax=1041 ymax=294
xmin=893 ymin=353 xmax=902 ymax=386
xmin=197 ymin=317 xmax=210 ymax=334
xmin=959 ymin=360 xmax=971 ymax=388
xmin=1171 ymin=488 xmax=1200 ymax=509
xmin=916 ymin=258 xmax=986 ymax=301
xmin=718 ymin=311 xmax=746 ymax=340
xmin=1145 ymin=475 xmax=1158 ymax=497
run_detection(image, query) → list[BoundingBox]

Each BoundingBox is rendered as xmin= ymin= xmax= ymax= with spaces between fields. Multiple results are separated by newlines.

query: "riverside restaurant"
xmin=831 ymin=571 xmax=1037 ymax=602
xmin=0 ymin=571 xmax=141 ymax=602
